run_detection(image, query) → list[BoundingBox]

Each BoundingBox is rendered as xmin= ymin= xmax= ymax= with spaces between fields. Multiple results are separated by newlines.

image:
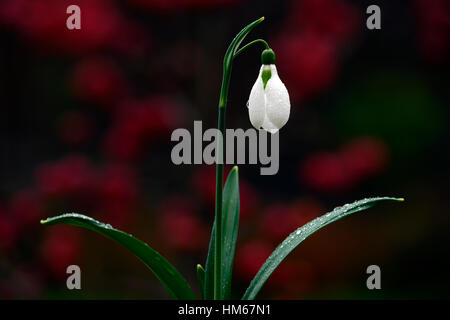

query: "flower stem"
xmin=234 ymin=39 xmax=270 ymax=57
xmin=213 ymin=17 xmax=265 ymax=300
xmin=214 ymin=106 xmax=225 ymax=300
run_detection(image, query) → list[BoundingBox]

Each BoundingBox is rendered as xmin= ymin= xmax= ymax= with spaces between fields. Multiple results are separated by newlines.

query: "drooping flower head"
xmin=248 ymin=48 xmax=291 ymax=133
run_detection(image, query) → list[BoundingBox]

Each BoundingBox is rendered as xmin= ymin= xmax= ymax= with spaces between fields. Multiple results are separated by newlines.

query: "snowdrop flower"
xmin=248 ymin=48 xmax=290 ymax=133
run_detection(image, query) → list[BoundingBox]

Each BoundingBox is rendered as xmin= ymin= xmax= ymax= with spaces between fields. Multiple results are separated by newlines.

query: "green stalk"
xmin=214 ymin=107 xmax=225 ymax=300
xmin=213 ymin=17 xmax=265 ymax=300
xmin=234 ymin=39 xmax=269 ymax=57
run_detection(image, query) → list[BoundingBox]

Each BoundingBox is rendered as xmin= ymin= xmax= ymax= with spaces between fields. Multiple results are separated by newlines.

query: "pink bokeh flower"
xmin=94 ymin=164 xmax=139 ymax=227
xmin=127 ymin=0 xmax=241 ymax=12
xmin=413 ymin=0 xmax=450 ymax=64
xmin=158 ymin=197 xmax=207 ymax=252
xmin=301 ymin=151 xmax=354 ymax=193
xmin=9 ymin=190 xmax=44 ymax=231
xmin=286 ymin=0 xmax=360 ymax=44
xmin=0 ymin=0 xmax=128 ymax=56
xmin=70 ymin=58 xmax=131 ymax=107
xmin=339 ymin=136 xmax=389 ymax=179
xmin=274 ymin=0 xmax=361 ymax=102
xmin=235 ymin=240 xmax=299 ymax=288
xmin=41 ymin=226 xmax=80 ymax=278
xmin=104 ymin=97 xmax=181 ymax=160
xmin=35 ymin=155 xmax=96 ymax=198
xmin=260 ymin=200 xmax=323 ymax=242
xmin=274 ymin=33 xmax=338 ymax=102
xmin=0 ymin=209 xmax=16 ymax=251
xmin=300 ymin=137 xmax=389 ymax=193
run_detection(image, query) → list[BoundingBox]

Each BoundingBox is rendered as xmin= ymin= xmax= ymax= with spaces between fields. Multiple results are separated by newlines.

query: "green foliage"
xmin=204 ymin=222 xmax=215 ymax=300
xmin=196 ymin=264 xmax=205 ymax=299
xmin=41 ymin=214 xmax=196 ymax=300
xmin=204 ymin=167 xmax=240 ymax=299
xmin=242 ymin=197 xmax=404 ymax=300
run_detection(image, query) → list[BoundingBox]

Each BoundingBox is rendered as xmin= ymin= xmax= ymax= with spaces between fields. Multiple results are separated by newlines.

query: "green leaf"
xmin=242 ymin=197 xmax=404 ymax=300
xmin=204 ymin=222 xmax=215 ymax=299
xmin=41 ymin=214 xmax=196 ymax=300
xmin=196 ymin=264 xmax=205 ymax=299
xmin=204 ymin=167 xmax=240 ymax=300
xmin=220 ymin=167 xmax=240 ymax=299
xmin=223 ymin=17 xmax=264 ymax=72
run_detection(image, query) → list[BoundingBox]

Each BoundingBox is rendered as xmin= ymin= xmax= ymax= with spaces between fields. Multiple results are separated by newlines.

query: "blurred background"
xmin=0 ymin=0 xmax=449 ymax=299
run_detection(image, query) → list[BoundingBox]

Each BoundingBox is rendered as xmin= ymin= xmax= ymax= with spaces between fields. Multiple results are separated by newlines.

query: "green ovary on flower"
xmin=261 ymin=68 xmax=271 ymax=89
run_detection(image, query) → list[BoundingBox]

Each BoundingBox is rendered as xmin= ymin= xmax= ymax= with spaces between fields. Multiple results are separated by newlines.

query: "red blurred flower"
xmin=57 ymin=111 xmax=93 ymax=146
xmin=0 ymin=210 xmax=16 ymax=251
xmin=108 ymin=20 xmax=151 ymax=58
xmin=96 ymin=202 xmax=134 ymax=230
xmin=70 ymin=58 xmax=131 ymax=107
xmin=104 ymin=129 xmax=141 ymax=161
xmin=104 ymin=97 xmax=181 ymax=160
xmin=192 ymin=166 xmax=217 ymax=204
xmin=260 ymin=204 xmax=293 ymax=241
xmin=0 ymin=0 xmax=128 ymax=55
xmin=127 ymin=0 xmax=240 ymax=12
xmin=300 ymin=137 xmax=389 ymax=193
xmin=35 ymin=155 xmax=95 ymax=198
xmin=9 ymin=189 xmax=44 ymax=230
xmin=274 ymin=33 xmax=337 ymax=102
xmin=192 ymin=165 xmax=230 ymax=205
xmin=158 ymin=197 xmax=207 ymax=252
xmin=273 ymin=0 xmax=361 ymax=102
xmin=238 ymin=179 xmax=259 ymax=221
xmin=94 ymin=164 xmax=139 ymax=227
xmin=96 ymin=164 xmax=138 ymax=207
xmin=269 ymin=260 xmax=316 ymax=299
xmin=301 ymin=151 xmax=354 ymax=193
xmin=235 ymin=240 xmax=270 ymax=282
xmin=41 ymin=226 xmax=80 ymax=278
xmin=413 ymin=0 xmax=450 ymax=64
xmin=339 ymin=137 xmax=389 ymax=179
xmin=286 ymin=0 xmax=361 ymax=44
xmin=235 ymin=240 xmax=298 ymax=287
xmin=260 ymin=200 xmax=323 ymax=242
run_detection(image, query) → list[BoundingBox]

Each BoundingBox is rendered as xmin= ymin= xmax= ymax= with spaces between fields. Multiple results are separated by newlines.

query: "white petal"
xmin=261 ymin=115 xmax=279 ymax=134
xmin=264 ymin=65 xmax=290 ymax=131
xmin=247 ymin=66 xmax=266 ymax=129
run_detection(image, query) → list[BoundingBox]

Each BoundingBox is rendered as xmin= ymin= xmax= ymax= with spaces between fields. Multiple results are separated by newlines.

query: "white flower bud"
xmin=247 ymin=64 xmax=290 ymax=134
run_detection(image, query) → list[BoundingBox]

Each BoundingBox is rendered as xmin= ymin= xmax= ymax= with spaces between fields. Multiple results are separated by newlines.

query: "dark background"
xmin=0 ymin=0 xmax=449 ymax=299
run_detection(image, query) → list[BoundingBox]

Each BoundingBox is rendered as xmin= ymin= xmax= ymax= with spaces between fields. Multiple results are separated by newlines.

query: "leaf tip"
xmin=259 ymin=16 xmax=265 ymax=22
xmin=232 ymin=165 xmax=239 ymax=173
xmin=40 ymin=219 xmax=48 ymax=225
xmin=397 ymin=197 xmax=405 ymax=202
